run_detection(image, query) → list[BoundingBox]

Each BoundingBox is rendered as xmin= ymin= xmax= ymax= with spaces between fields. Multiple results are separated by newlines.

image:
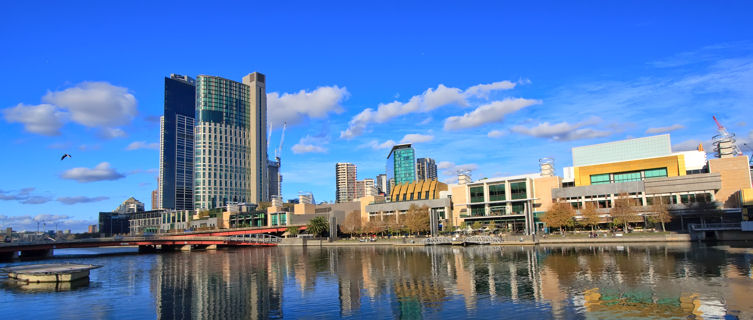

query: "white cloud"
xmin=0 ymin=188 xmax=52 ymax=205
xmin=437 ymin=161 xmax=479 ymax=178
xmin=444 ymin=98 xmax=541 ymax=131
xmin=400 ymin=133 xmax=434 ymax=144
xmin=672 ymin=139 xmax=712 ymax=152
xmin=487 ymin=130 xmax=507 ymax=138
xmin=99 ymin=128 xmax=127 ymax=139
xmin=366 ymin=139 xmax=397 ymax=150
xmin=42 ymin=81 xmax=137 ymax=128
xmin=510 ymin=117 xmax=612 ymax=141
xmin=291 ymin=135 xmax=329 ymax=154
xmin=57 ymin=196 xmax=109 ymax=205
xmin=340 ymin=80 xmax=522 ymax=139
xmin=645 ymin=124 xmax=685 ymax=134
xmin=126 ymin=141 xmax=159 ymax=150
xmin=1 ymin=214 xmax=95 ymax=233
xmin=61 ymin=162 xmax=125 ymax=182
xmin=268 ymin=86 xmax=348 ymax=127
xmin=2 ymin=103 xmax=67 ymax=136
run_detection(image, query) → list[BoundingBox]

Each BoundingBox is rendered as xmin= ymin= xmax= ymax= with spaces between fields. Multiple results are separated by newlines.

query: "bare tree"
xmin=580 ymin=202 xmax=601 ymax=231
xmin=542 ymin=202 xmax=575 ymax=234
xmin=404 ymin=205 xmax=430 ymax=235
xmin=341 ymin=210 xmax=362 ymax=238
xmin=611 ymin=193 xmax=638 ymax=232
xmin=651 ymin=197 xmax=671 ymax=232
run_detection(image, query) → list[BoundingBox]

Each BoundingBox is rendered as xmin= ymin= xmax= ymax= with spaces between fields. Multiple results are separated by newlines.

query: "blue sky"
xmin=2 ymin=1 xmax=753 ymax=231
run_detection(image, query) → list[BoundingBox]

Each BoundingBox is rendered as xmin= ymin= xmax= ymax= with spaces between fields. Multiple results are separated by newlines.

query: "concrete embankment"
xmin=537 ymin=233 xmax=691 ymax=244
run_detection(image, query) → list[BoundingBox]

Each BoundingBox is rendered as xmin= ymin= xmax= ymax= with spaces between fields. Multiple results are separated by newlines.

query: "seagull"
xmin=61 ymin=154 xmax=72 ymax=160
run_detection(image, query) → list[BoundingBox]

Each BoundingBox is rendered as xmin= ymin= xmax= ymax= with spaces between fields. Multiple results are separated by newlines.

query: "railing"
xmin=688 ymin=223 xmax=741 ymax=231
xmin=423 ymin=237 xmax=453 ymax=245
xmin=0 ymin=235 xmax=283 ymax=248
xmin=464 ymin=236 xmax=503 ymax=244
xmin=227 ymin=234 xmax=282 ymax=243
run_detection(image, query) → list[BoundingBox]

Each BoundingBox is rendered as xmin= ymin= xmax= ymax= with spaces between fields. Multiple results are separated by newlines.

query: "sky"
xmin=1 ymin=1 xmax=753 ymax=232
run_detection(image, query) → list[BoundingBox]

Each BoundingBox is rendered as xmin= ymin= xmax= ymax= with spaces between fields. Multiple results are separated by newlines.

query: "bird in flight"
xmin=61 ymin=154 xmax=72 ymax=160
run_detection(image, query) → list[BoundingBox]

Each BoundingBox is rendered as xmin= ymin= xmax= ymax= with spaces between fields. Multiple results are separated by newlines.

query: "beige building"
xmin=336 ymin=163 xmax=357 ymax=203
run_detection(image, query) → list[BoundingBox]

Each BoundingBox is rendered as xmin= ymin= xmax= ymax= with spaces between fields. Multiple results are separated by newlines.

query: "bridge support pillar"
xmin=206 ymin=245 xmax=217 ymax=250
xmin=138 ymin=245 xmax=158 ymax=253
xmin=20 ymin=249 xmax=53 ymax=258
xmin=179 ymin=245 xmax=192 ymax=252
xmin=0 ymin=251 xmax=19 ymax=260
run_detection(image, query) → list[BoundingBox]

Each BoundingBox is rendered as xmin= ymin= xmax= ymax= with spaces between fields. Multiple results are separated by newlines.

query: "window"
xmin=510 ymin=182 xmax=527 ymax=200
xmin=511 ymin=202 xmax=525 ymax=214
xmin=470 ymin=205 xmax=486 ymax=216
xmin=488 ymin=184 xmax=506 ymax=201
xmin=644 ymin=168 xmax=668 ymax=179
xmin=590 ymin=174 xmax=610 ymax=185
xmin=489 ymin=205 xmax=506 ymax=216
xmin=470 ymin=186 xmax=484 ymax=203
xmin=613 ymin=171 xmax=641 ymax=183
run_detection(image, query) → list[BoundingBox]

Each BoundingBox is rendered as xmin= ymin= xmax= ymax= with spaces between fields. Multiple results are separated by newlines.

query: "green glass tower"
xmin=387 ymin=144 xmax=416 ymax=188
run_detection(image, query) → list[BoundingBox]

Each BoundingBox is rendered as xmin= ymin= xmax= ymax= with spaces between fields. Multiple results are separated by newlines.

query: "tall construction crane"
xmin=712 ymin=116 xmax=743 ymax=158
xmin=275 ymin=122 xmax=286 ymax=159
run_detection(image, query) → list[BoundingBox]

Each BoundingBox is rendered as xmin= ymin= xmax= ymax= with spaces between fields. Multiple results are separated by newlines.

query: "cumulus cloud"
xmin=366 ymin=139 xmax=397 ymax=150
xmin=400 ymin=133 xmax=434 ymax=144
xmin=57 ymin=196 xmax=109 ymax=205
xmin=268 ymin=86 xmax=348 ymax=127
xmin=126 ymin=141 xmax=159 ymax=150
xmin=437 ymin=161 xmax=479 ymax=178
xmin=2 ymin=81 xmax=136 ymax=138
xmin=2 ymin=103 xmax=67 ymax=135
xmin=340 ymin=80 xmax=523 ymax=139
xmin=61 ymin=162 xmax=125 ymax=182
xmin=444 ymin=98 xmax=541 ymax=131
xmin=291 ymin=135 xmax=329 ymax=154
xmin=645 ymin=124 xmax=685 ymax=134
xmin=510 ymin=117 xmax=612 ymax=141
xmin=99 ymin=128 xmax=127 ymax=139
xmin=487 ymin=130 xmax=507 ymax=138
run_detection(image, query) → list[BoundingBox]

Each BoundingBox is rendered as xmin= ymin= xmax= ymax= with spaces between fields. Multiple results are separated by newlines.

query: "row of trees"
xmin=541 ymin=193 xmax=672 ymax=233
xmin=340 ymin=204 xmax=431 ymax=237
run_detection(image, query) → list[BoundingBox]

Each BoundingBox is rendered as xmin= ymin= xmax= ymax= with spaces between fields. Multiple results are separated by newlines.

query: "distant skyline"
xmin=1 ymin=1 xmax=753 ymax=231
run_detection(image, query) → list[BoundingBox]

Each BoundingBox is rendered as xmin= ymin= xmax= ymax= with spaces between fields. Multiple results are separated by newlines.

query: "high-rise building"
xmin=268 ymin=158 xmax=282 ymax=201
xmin=159 ymin=74 xmax=196 ymax=211
xmin=416 ymin=157 xmax=438 ymax=181
xmin=376 ymin=174 xmax=388 ymax=195
xmin=151 ymin=189 xmax=159 ymax=210
xmin=114 ymin=197 xmax=145 ymax=213
xmin=355 ymin=178 xmax=376 ymax=199
xmin=336 ymin=163 xmax=357 ymax=203
xmin=387 ymin=144 xmax=416 ymax=186
xmin=194 ymin=73 xmax=268 ymax=209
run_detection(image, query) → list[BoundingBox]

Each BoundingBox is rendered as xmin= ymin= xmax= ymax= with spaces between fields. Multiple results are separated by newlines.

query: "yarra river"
xmin=1 ymin=243 xmax=753 ymax=319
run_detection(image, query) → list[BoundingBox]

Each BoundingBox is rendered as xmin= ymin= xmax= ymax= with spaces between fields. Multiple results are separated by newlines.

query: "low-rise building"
xmin=129 ymin=210 xmax=163 ymax=235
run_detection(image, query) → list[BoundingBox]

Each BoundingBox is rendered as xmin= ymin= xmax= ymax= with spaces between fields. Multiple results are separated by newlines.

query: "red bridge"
xmin=0 ymin=234 xmax=280 ymax=260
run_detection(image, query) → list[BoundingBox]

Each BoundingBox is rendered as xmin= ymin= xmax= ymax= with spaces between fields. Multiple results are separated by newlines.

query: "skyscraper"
xmin=355 ymin=178 xmax=376 ymax=199
xmin=336 ymin=163 xmax=357 ymax=203
xmin=387 ymin=144 xmax=416 ymax=186
xmin=159 ymin=74 xmax=196 ymax=210
xmin=376 ymin=174 xmax=388 ymax=195
xmin=268 ymin=159 xmax=281 ymax=200
xmin=416 ymin=157 xmax=438 ymax=181
xmin=194 ymin=72 xmax=267 ymax=209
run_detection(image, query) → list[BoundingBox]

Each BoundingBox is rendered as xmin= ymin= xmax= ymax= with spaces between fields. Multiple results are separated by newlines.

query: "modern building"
xmin=194 ymin=72 xmax=268 ymax=209
xmin=87 ymin=224 xmax=97 ymax=233
xmin=159 ymin=74 xmax=196 ymax=211
xmin=336 ymin=163 xmax=357 ymax=203
xmin=98 ymin=212 xmax=130 ymax=236
xmin=366 ymin=180 xmax=451 ymax=233
xmin=129 ymin=210 xmax=163 ymax=235
xmin=151 ymin=189 xmax=159 ymax=210
xmin=355 ymin=178 xmax=376 ymax=199
xmin=376 ymin=174 xmax=388 ymax=195
xmin=416 ymin=157 xmax=437 ymax=181
xmin=161 ymin=210 xmax=192 ymax=232
xmin=268 ymin=158 xmax=282 ymax=201
xmin=114 ymin=197 xmax=145 ymax=214
xmin=387 ymin=144 xmax=416 ymax=186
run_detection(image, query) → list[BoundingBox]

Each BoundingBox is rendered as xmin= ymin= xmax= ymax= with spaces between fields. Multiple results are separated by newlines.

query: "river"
xmin=1 ymin=243 xmax=752 ymax=319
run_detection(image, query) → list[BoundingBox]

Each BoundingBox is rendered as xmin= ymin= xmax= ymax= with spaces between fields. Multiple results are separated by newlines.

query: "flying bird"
xmin=61 ymin=154 xmax=72 ymax=160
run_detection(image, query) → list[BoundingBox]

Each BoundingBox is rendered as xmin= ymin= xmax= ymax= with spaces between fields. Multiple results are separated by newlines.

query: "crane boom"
xmin=275 ymin=122 xmax=286 ymax=159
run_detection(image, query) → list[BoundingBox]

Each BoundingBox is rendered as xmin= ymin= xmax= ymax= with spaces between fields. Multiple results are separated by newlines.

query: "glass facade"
xmin=470 ymin=186 xmax=484 ymax=203
xmin=488 ymin=184 xmax=506 ymax=201
xmin=510 ymin=182 xmax=527 ymax=200
xmin=159 ymin=75 xmax=195 ymax=211
xmin=386 ymin=145 xmax=416 ymax=186
xmin=572 ymin=134 xmax=672 ymax=167
xmin=589 ymin=167 xmax=668 ymax=185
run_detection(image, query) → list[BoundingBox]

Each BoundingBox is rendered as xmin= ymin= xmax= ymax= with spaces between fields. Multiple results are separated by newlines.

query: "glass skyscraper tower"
xmin=387 ymin=144 xmax=416 ymax=189
xmin=194 ymin=73 xmax=268 ymax=209
xmin=159 ymin=74 xmax=196 ymax=210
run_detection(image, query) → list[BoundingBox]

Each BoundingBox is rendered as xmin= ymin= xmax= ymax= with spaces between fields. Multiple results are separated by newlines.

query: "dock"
xmin=3 ymin=263 xmax=102 ymax=283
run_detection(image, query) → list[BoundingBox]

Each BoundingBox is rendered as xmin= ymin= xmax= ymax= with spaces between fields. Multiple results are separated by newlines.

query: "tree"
xmin=611 ymin=193 xmax=638 ymax=231
xmin=384 ymin=214 xmax=400 ymax=236
xmin=286 ymin=226 xmax=299 ymax=237
xmin=404 ymin=205 xmax=430 ymax=235
xmin=341 ymin=211 xmax=362 ymax=238
xmin=541 ymin=202 xmax=575 ymax=234
xmin=472 ymin=221 xmax=482 ymax=231
xmin=651 ymin=197 xmax=671 ymax=232
xmin=580 ymin=202 xmax=601 ymax=231
xmin=307 ymin=216 xmax=329 ymax=237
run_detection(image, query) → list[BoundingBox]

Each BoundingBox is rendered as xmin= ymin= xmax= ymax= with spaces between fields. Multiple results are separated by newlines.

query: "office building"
xmin=159 ymin=74 xmax=196 ymax=210
xmin=194 ymin=72 xmax=268 ymax=209
xmin=355 ymin=178 xmax=376 ymax=199
xmin=151 ymin=189 xmax=159 ymax=210
xmin=387 ymin=144 xmax=416 ymax=187
xmin=268 ymin=158 xmax=282 ymax=200
xmin=336 ymin=163 xmax=357 ymax=203
xmin=99 ymin=212 xmax=130 ymax=236
xmin=416 ymin=157 xmax=437 ymax=181
xmin=114 ymin=197 xmax=145 ymax=214
xmin=376 ymin=174 xmax=388 ymax=195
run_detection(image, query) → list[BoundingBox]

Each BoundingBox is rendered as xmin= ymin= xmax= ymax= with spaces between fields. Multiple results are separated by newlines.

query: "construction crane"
xmin=712 ymin=116 xmax=743 ymax=158
xmin=275 ymin=122 xmax=286 ymax=160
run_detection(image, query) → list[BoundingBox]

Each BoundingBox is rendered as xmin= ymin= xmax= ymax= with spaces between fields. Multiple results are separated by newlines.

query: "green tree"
xmin=472 ymin=221 xmax=482 ymax=231
xmin=286 ymin=226 xmax=299 ymax=237
xmin=307 ymin=216 xmax=329 ymax=237
xmin=580 ymin=202 xmax=601 ymax=231
xmin=404 ymin=205 xmax=430 ymax=235
xmin=542 ymin=202 xmax=575 ymax=234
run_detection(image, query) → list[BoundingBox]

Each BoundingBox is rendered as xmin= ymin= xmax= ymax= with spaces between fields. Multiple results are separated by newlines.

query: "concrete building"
xmin=129 ymin=210 xmax=163 ymax=235
xmin=376 ymin=174 xmax=388 ymax=195
xmin=114 ymin=197 xmax=145 ymax=214
xmin=194 ymin=72 xmax=268 ymax=209
xmin=160 ymin=210 xmax=192 ymax=232
xmin=151 ymin=189 xmax=159 ymax=210
xmin=159 ymin=74 xmax=196 ymax=210
xmin=268 ymin=158 xmax=282 ymax=201
xmin=98 ymin=212 xmax=130 ymax=236
xmin=336 ymin=163 xmax=357 ymax=203
xmin=87 ymin=224 xmax=97 ymax=233
xmin=366 ymin=180 xmax=451 ymax=233
xmin=387 ymin=144 xmax=417 ymax=187
xmin=416 ymin=157 xmax=437 ymax=181
xmin=355 ymin=178 xmax=376 ymax=199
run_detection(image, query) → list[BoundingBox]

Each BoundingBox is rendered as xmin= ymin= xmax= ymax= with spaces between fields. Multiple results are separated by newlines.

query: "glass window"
xmin=512 ymin=202 xmax=525 ymax=214
xmin=590 ymin=174 xmax=610 ymax=185
xmin=470 ymin=186 xmax=485 ymax=203
xmin=488 ymin=184 xmax=506 ymax=201
xmin=510 ymin=182 xmax=527 ymax=200
xmin=489 ymin=205 xmax=506 ymax=215
xmin=470 ymin=205 xmax=486 ymax=216
xmin=644 ymin=168 xmax=668 ymax=179
xmin=613 ymin=171 xmax=641 ymax=183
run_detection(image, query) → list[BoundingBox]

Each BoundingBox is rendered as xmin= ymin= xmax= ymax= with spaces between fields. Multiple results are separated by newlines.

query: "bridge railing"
xmin=227 ymin=234 xmax=282 ymax=244
xmin=688 ymin=223 xmax=741 ymax=231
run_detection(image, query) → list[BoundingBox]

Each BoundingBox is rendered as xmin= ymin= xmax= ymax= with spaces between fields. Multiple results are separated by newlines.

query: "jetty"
xmin=3 ymin=263 xmax=102 ymax=283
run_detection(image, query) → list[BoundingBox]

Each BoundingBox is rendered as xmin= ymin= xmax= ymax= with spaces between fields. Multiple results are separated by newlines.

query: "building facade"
xmin=268 ymin=158 xmax=282 ymax=201
xmin=129 ymin=210 xmax=163 ymax=235
xmin=355 ymin=178 xmax=376 ymax=199
xmin=376 ymin=174 xmax=388 ymax=195
xmin=416 ymin=157 xmax=437 ymax=181
xmin=115 ymin=197 xmax=145 ymax=214
xmin=159 ymin=74 xmax=196 ymax=210
xmin=387 ymin=144 xmax=416 ymax=186
xmin=194 ymin=73 xmax=268 ymax=209
xmin=336 ymin=163 xmax=357 ymax=203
